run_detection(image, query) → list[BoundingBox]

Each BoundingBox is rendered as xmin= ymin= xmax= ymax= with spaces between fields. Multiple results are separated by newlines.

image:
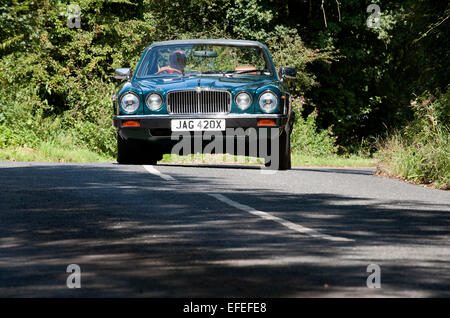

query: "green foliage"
xmin=0 ymin=0 xmax=448 ymax=175
xmin=303 ymin=0 xmax=449 ymax=146
xmin=266 ymin=26 xmax=336 ymax=96
xmin=0 ymin=0 xmax=332 ymax=159
xmin=0 ymin=0 xmax=156 ymax=157
xmin=377 ymin=89 xmax=449 ymax=189
xmin=226 ymin=0 xmax=277 ymax=41
xmin=290 ymin=97 xmax=337 ymax=157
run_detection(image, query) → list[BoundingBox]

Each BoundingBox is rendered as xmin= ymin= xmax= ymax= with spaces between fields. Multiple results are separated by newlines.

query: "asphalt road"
xmin=0 ymin=161 xmax=449 ymax=297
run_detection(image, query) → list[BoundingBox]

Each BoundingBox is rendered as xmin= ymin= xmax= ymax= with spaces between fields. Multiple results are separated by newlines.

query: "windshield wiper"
xmin=200 ymin=70 xmax=227 ymax=75
xmin=227 ymin=69 xmax=268 ymax=76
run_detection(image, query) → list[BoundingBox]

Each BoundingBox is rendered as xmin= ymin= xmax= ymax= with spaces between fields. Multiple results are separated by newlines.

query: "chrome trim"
xmin=234 ymin=91 xmax=253 ymax=110
xmin=115 ymin=113 xmax=284 ymax=120
xmin=258 ymin=90 xmax=279 ymax=113
xmin=145 ymin=92 xmax=164 ymax=111
xmin=166 ymin=88 xmax=232 ymax=114
xmin=283 ymin=94 xmax=290 ymax=115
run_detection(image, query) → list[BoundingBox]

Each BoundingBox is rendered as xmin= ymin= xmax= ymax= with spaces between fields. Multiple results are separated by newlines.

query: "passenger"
xmin=156 ymin=50 xmax=187 ymax=74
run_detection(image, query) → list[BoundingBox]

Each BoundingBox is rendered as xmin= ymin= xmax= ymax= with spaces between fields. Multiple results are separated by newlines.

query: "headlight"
xmin=146 ymin=93 xmax=163 ymax=111
xmin=258 ymin=91 xmax=279 ymax=113
xmin=120 ymin=92 xmax=140 ymax=113
xmin=235 ymin=91 xmax=252 ymax=110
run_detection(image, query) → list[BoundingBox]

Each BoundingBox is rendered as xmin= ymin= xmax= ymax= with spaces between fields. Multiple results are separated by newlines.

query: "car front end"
xmin=112 ymin=39 xmax=296 ymax=169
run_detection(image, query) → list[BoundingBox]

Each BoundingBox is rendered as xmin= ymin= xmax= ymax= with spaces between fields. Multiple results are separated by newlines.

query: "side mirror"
xmin=279 ymin=67 xmax=296 ymax=80
xmin=114 ymin=68 xmax=131 ymax=80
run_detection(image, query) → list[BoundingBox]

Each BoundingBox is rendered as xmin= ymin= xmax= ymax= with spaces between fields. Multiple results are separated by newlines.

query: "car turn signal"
xmin=257 ymin=119 xmax=276 ymax=126
xmin=122 ymin=120 xmax=140 ymax=127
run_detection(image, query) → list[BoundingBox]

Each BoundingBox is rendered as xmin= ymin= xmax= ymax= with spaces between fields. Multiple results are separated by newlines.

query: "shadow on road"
xmin=0 ymin=163 xmax=448 ymax=297
xmin=157 ymin=162 xmax=263 ymax=170
xmin=157 ymin=163 xmax=376 ymax=176
xmin=292 ymin=167 xmax=376 ymax=176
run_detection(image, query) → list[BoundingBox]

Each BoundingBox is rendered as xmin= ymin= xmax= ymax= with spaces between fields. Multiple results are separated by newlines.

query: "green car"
xmin=112 ymin=39 xmax=296 ymax=170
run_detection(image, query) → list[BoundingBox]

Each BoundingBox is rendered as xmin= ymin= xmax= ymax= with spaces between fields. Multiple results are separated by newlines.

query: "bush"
xmin=376 ymin=88 xmax=449 ymax=189
xmin=1 ymin=0 xmax=329 ymax=161
xmin=0 ymin=0 xmax=152 ymax=158
xmin=290 ymin=97 xmax=337 ymax=157
xmin=266 ymin=26 xmax=336 ymax=97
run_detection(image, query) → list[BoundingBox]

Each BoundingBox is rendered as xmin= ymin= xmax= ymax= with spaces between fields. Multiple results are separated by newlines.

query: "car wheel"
xmin=264 ymin=127 xmax=291 ymax=170
xmin=145 ymin=150 xmax=163 ymax=165
xmin=117 ymin=134 xmax=161 ymax=165
xmin=117 ymin=134 xmax=137 ymax=164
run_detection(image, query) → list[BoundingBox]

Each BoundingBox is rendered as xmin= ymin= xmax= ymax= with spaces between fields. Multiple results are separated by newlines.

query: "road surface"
xmin=0 ymin=161 xmax=449 ymax=297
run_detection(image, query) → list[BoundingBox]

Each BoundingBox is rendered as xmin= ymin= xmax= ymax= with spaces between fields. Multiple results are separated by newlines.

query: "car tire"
xmin=117 ymin=134 xmax=161 ymax=165
xmin=264 ymin=127 xmax=291 ymax=170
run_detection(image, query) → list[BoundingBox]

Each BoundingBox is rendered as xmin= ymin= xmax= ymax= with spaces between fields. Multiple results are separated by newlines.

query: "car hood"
xmin=133 ymin=75 xmax=280 ymax=94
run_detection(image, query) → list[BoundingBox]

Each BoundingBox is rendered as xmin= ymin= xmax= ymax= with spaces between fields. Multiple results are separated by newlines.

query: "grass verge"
xmin=291 ymin=153 xmax=375 ymax=167
xmin=0 ymin=143 xmax=113 ymax=163
xmin=375 ymin=89 xmax=449 ymax=190
xmin=376 ymin=132 xmax=449 ymax=189
xmin=161 ymin=152 xmax=375 ymax=167
xmin=0 ymin=146 xmax=375 ymax=168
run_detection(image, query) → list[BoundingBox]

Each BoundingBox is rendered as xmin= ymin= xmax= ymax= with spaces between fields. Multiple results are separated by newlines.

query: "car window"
xmin=136 ymin=44 xmax=273 ymax=78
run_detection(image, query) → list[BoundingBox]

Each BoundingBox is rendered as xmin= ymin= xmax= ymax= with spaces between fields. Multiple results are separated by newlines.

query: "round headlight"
xmin=120 ymin=92 xmax=140 ymax=113
xmin=258 ymin=91 xmax=278 ymax=113
xmin=235 ymin=92 xmax=252 ymax=110
xmin=146 ymin=93 xmax=163 ymax=111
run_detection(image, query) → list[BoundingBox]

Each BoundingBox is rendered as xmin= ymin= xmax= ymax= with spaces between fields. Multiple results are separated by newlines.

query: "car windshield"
xmin=136 ymin=44 xmax=274 ymax=78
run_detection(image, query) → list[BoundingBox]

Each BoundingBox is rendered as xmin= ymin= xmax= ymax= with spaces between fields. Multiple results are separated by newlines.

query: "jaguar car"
xmin=112 ymin=39 xmax=296 ymax=170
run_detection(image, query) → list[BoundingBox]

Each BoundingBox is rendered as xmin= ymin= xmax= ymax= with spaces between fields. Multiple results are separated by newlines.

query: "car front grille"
xmin=167 ymin=89 xmax=231 ymax=114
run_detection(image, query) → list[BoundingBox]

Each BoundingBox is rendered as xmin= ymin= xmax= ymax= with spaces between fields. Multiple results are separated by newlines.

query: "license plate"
xmin=171 ymin=119 xmax=226 ymax=131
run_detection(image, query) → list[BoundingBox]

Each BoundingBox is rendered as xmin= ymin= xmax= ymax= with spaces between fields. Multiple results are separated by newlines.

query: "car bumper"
xmin=113 ymin=114 xmax=292 ymax=155
xmin=113 ymin=113 xmax=288 ymax=130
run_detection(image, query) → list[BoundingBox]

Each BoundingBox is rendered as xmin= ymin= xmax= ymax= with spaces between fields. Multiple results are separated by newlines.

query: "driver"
xmin=156 ymin=50 xmax=187 ymax=74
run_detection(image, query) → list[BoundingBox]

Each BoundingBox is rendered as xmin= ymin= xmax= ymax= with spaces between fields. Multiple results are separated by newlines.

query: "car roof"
xmin=146 ymin=39 xmax=269 ymax=51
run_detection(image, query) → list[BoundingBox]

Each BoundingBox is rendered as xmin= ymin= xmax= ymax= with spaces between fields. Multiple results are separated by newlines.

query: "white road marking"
xmin=143 ymin=165 xmax=175 ymax=181
xmin=140 ymin=166 xmax=352 ymax=242
xmin=209 ymin=193 xmax=354 ymax=242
